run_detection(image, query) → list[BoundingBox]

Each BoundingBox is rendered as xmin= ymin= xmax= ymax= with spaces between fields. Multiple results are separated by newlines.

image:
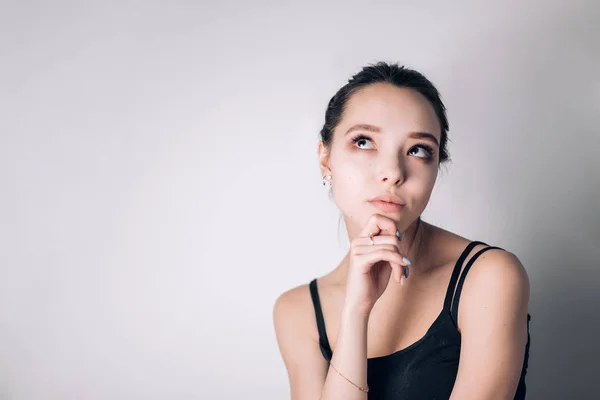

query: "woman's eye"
xmin=408 ymin=145 xmax=434 ymax=159
xmin=351 ymin=135 xmax=374 ymax=149
xmin=351 ymin=135 xmax=434 ymax=160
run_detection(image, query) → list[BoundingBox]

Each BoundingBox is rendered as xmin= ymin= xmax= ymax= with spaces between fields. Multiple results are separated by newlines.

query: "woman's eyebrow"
xmin=345 ymin=124 xmax=440 ymax=148
xmin=344 ymin=124 xmax=381 ymax=135
xmin=407 ymin=132 xmax=439 ymax=148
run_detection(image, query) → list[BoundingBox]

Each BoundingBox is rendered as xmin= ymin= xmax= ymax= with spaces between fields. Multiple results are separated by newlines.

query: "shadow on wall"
xmin=447 ymin=4 xmax=600 ymax=399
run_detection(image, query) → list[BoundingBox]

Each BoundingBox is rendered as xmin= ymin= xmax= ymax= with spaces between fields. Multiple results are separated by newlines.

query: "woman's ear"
xmin=317 ymin=141 xmax=331 ymax=177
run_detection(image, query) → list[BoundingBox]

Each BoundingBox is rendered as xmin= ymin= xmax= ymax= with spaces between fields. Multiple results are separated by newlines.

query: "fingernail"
xmin=402 ymin=257 xmax=412 ymax=265
xmin=404 ymin=265 xmax=410 ymax=278
xmin=396 ymin=229 xmax=402 ymax=241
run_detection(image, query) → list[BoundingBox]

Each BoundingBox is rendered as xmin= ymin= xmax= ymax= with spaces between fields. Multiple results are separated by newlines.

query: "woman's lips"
xmin=368 ymin=200 xmax=405 ymax=213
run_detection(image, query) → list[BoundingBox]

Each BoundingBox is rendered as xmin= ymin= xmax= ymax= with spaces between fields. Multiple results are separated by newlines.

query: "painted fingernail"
xmin=402 ymin=257 xmax=412 ymax=265
xmin=396 ymin=229 xmax=402 ymax=241
xmin=404 ymin=265 xmax=410 ymax=278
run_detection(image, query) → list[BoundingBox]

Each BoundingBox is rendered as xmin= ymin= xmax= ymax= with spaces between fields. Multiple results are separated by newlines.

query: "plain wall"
xmin=1 ymin=0 xmax=599 ymax=399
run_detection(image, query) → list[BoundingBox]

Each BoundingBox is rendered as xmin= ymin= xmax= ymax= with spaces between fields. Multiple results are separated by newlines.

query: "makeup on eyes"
xmin=350 ymin=134 xmax=435 ymax=161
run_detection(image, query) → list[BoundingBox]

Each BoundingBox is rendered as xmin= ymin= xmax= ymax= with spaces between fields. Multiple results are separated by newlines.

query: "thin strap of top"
xmin=446 ymin=241 xmax=506 ymax=323
xmin=443 ymin=240 xmax=488 ymax=312
xmin=309 ymin=278 xmax=333 ymax=361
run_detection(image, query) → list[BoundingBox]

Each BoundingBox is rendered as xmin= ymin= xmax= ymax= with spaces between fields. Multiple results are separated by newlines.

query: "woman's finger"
xmin=355 ymin=249 xmax=406 ymax=274
xmin=352 ymin=243 xmax=403 ymax=258
xmin=358 ymin=214 xmax=401 ymax=242
xmin=353 ymin=234 xmax=400 ymax=248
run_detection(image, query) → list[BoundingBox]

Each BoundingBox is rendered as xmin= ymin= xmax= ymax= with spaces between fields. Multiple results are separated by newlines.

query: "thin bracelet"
xmin=329 ymin=361 xmax=369 ymax=393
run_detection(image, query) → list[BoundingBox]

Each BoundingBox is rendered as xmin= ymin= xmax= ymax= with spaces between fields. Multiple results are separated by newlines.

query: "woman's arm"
xmin=274 ymin=215 xmax=408 ymax=399
xmin=449 ymin=249 xmax=530 ymax=400
xmin=320 ymin=303 xmax=369 ymax=399
xmin=273 ymin=285 xmax=371 ymax=400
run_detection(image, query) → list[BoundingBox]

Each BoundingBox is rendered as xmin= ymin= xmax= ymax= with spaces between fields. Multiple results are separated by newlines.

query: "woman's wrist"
xmin=341 ymin=301 xmax=372 ymax=322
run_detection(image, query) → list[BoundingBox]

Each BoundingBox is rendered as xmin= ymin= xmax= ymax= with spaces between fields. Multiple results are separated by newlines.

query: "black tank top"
xmin=309 ymin=241 xmax=531 ymax=399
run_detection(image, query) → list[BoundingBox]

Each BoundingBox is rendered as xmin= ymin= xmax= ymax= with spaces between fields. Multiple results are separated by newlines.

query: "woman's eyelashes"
xmin=350 ymin=134 xmax=435 ymax=161
xmin=408 ymin=143 xmax=434 ymax=160
xmin=351 ymin=134 xmax=375 ymax=150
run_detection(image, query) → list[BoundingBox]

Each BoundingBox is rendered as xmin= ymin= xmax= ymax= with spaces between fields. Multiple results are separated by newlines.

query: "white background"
xmin=1 ymin=0 xmax=599 ymax=399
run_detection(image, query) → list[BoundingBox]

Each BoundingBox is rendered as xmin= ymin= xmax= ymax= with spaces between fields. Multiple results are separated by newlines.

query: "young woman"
xmin=273 ymin=62 xmax=531 ymax=399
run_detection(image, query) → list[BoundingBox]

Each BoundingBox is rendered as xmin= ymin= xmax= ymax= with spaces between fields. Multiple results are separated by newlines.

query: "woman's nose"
xmin=379 ymin=162 xmax=405 ymax=186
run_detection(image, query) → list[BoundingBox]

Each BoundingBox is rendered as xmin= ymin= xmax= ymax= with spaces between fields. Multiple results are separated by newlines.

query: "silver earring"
xmin=322 ymin=174 xmax=332 ymax=188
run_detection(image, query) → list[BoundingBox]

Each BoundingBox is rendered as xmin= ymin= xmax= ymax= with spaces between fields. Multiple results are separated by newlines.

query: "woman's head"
xmin=317 ymin=62 xmax=450 ymax=235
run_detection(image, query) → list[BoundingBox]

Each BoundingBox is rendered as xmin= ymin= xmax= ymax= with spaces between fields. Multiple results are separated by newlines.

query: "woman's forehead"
xmin=341 ymin=83 xmax=441 ymax=135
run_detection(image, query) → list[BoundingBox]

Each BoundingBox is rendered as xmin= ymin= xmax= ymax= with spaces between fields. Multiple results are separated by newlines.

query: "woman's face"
xmin=319 ymin=82 xmax=441 ymax=235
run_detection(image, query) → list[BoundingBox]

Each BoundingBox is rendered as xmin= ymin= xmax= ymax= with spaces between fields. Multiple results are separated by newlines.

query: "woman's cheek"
xmin=332 ymin=173 xmax=369 ymax=218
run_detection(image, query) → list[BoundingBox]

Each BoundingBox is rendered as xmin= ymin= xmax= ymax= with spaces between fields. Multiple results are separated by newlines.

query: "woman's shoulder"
xmin=429 ymin=223 xmax=524 ymax=268
xmin=273 ymin=271 xmax=347 ymax=344
xmin=458 ymin=244 xmax=529 ymax=294
xmin=429 ymin=224 xmax=529 ymax=307
xmin=273 ymin=281 xmax=313 ymax=320
xmin=421 ymin=223 xmax=526 ymax=278
xmin=428 ymin=224 xmax=530 ymax=325
xmin=273 ymin=274 xmax=343 ymax=319
xmin=273 ymin=281 xmax=319 ymax=345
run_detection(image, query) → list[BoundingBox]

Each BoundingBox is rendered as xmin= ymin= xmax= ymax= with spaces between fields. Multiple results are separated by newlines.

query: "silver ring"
xmin=368 ymin=232 xmax=374 ymax=245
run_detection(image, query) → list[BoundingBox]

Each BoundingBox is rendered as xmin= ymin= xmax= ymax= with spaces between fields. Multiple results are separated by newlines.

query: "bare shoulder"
xmin=425 ymin=223 xmax=530 ymax=304
xmin=273 ymin=269 xmax=344 ymax=343
xmin=273 ymin=282 xmax=329 ymax=398
xmin=273 ymin=282 xmax=316 ymax=341
xmin=457 ymin=247 xmax=531 ymax=335
xmin=425 ymin=223 xmax=523 ymax=273
xmin=464 ymin=248 xmax=530 ymax=298
xmin=430 ymin=222 xmax=530 ymax=294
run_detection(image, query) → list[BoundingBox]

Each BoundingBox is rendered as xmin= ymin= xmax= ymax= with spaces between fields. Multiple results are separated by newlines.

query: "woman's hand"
xmin=344 ymin=213 xmax=411 ymax=316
